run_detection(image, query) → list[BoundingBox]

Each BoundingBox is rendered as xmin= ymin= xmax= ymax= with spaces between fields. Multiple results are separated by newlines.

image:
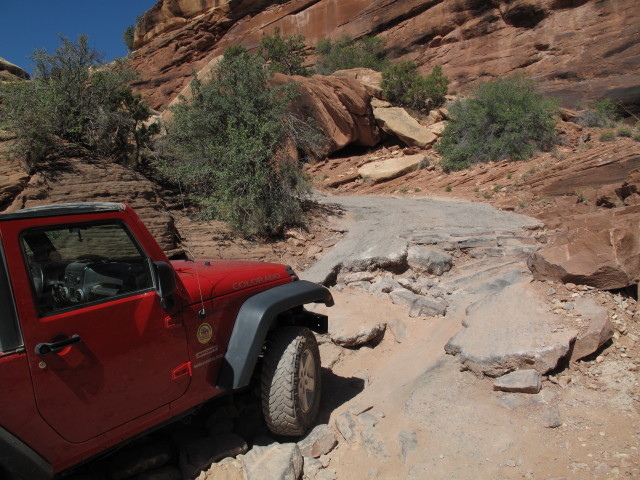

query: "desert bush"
xmin=160 ymin=46 xmax=322 ymax=237
xmin=258 ymin=27 xmax=310 ymax=76
xmin=381 ymin=62 xmax=448 ymax=111
xmin=599 ymin=130 xmax=616 ymax=142
xmin=575 ymin=99 xmax=619 ymax=128
xmin=0 ymin=35 xmax=155 ymax=172
xmin=436 ymin=74 xmax=558 ymax=171
xmin=616 ymin=125 xmax=632 ymax=137
xmin=315 ymin=35 xmax=388 ymax=74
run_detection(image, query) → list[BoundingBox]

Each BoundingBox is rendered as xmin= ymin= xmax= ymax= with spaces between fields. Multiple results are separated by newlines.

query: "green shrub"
xmin=0 ymin=35 xmax=155 ymax=172
xmin=123 ymin=25 xmax=135 ymax=51
xmin=576 ymin=99 xmax=619 ymax=128
xmin=314 ymin=35 xmax=388 ymax=74
xmin=444 ymin=184 xmax=452 ymax=192
xmin=161 ymin=46 xmax=322 ymax=237
xmin=599 ymin=130 xmax=615 ymax=142
xmin=633 ymin=133 xmax=640 ymax=142
xmin=381 ymin=62 xmax=448 ymax=112
xmin=258 ymin=27 xmax=309 ymax=76
xmin=436 ymin=74 xmax=558 ymax=171
xmin=616 ymin=125 xmax=632 ymax=137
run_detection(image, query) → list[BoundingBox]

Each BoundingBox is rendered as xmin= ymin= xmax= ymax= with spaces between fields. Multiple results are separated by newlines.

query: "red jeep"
xmin=0 ymin=202 xmax=333 ymax=479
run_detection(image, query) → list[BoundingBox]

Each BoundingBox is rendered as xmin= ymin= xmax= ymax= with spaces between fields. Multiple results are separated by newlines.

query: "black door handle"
xmin=35 ymin=334 xmax=82 ymax=356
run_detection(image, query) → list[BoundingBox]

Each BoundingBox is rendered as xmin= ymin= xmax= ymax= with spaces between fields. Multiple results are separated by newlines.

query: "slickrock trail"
xmin=299 ymin=193 xmax=640 ymax=480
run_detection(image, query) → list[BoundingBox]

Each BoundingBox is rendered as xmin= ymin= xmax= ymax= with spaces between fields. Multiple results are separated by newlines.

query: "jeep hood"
xmin=171 ymin=259 xmax=291 ymax=303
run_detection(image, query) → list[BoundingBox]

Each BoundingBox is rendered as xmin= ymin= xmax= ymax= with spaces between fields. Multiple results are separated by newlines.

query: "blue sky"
xmin=0 ymin=0 xmax=157 ymax=74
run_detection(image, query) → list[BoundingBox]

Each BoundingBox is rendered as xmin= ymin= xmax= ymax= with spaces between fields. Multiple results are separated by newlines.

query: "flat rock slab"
xmin=445 ymin=282 xmax=578 ymax=377
xmin=493 ymin=370 xmax=542 ymax=394
xmin=302 ymin=195 xmax=540 ymax=286
xmin=358 ymin=154 xmax=426 ymax=183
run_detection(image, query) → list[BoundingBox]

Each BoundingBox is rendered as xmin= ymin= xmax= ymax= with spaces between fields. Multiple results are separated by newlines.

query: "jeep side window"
xmin=21 ymin=223 xmax=153 ymax=315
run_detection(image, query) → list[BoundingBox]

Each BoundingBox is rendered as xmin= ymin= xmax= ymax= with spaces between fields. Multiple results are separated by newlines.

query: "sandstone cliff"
xmin=129 ymin=0 xmax=640 ymax=112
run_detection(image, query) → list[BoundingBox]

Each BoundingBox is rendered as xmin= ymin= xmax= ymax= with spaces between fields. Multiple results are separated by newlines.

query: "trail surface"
xmin=302 ymin=194 xmax=639 ymax=480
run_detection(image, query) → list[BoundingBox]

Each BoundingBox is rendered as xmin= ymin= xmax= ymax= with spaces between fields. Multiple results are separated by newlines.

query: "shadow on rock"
xmin=317 ymin=367 xmax=366 ymax=425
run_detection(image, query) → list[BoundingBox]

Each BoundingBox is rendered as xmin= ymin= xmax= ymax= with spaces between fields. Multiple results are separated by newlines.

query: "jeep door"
xmin=4 ymin=219 xmax=190 ymax=443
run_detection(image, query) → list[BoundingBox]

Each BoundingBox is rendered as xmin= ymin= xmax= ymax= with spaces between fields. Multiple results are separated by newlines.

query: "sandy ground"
xmin=313 ymin=289 xmax=639 ymax=480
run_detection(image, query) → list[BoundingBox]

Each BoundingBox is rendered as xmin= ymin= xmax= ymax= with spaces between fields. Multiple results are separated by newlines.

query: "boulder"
xmin=242 ymin=443 xmax=303 ymax=480
xmin=407 ymin=246 xmax=453 ymax=276
xmin=297 ymin=424 xmax=338 ymax=458
xmin=445 ymin=282 xmax=578 ymax=377
xmin=493 ymin=370 xmax=542 ymax=394
xmin=372 ymin=105 xmax=437 ymax=148
xmin=528 ymin=207 xmax=640 ymax=290
xmin=570 ymin=298 xmax=614 ymax=362
xmin=271 ymin=73 xmax=381 ymax=158
xmin=331 ymin=322 xmax=386 ymax=348
xmin=427 ymin=121 xmax=448 ymax=136
xmin=358 ymin=154 xmax=427 ymax=183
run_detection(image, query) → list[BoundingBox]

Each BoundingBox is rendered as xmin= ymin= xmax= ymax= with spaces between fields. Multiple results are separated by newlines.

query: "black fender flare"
xmin=216 ymin=280 xmax=333 ymax=390
xmin=0 ymin=426 xmax=53 ymax=480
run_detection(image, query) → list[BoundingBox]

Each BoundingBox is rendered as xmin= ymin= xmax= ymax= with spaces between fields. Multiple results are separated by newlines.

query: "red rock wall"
xmin=130 ymin=0 xmax=640 ymax=112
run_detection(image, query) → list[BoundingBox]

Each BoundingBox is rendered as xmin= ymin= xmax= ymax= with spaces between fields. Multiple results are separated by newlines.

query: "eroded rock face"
xmin=528 ymin=206 xmax=640 ymax=290
xmin=2 ymin=156 xmax=181 ymax=255
xmin=130 ymin=0 xmax=640 ymax=114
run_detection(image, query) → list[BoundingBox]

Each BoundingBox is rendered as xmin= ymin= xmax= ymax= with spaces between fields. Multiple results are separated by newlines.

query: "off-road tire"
xmin=261 ymin=326 xmax=321 ymax=436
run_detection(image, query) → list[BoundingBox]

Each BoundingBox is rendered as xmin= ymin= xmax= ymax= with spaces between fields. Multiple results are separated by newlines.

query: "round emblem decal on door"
xmin=197 ymin=323 xmax=213 ymax=344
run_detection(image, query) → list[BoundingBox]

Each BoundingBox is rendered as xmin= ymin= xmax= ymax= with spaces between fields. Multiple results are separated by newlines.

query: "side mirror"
xmin=153 ymin=261 xmax=176 ymax=310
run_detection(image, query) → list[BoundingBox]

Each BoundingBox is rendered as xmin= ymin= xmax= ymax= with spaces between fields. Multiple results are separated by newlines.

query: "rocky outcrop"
xmin=0 ymin=57 xmax=29 ymax=81
xmin=2 ymin=156 xmax=182 ymax=255
xmin=331 ymin=68 xmax=383 ymax=98
xmin=528 ymin=205 xmax=640 ymax=290
xmin=271 ymin=73 xmax=380 ymax=157
xmin=129 ymin=0 xmax=640 ymax=114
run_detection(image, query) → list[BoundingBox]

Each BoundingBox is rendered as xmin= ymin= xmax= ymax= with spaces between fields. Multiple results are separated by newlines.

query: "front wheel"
xmin=261 ymin=327 xmax=321 ymax=436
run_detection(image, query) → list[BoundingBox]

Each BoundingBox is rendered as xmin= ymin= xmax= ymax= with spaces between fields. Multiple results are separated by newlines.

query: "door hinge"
xmin=171 ymin=362 xmax=192 ymax=380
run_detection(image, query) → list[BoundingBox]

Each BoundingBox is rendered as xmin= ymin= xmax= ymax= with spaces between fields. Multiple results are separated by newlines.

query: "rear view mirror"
xmin=153 ymin=261 xmax=176 ymax=310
